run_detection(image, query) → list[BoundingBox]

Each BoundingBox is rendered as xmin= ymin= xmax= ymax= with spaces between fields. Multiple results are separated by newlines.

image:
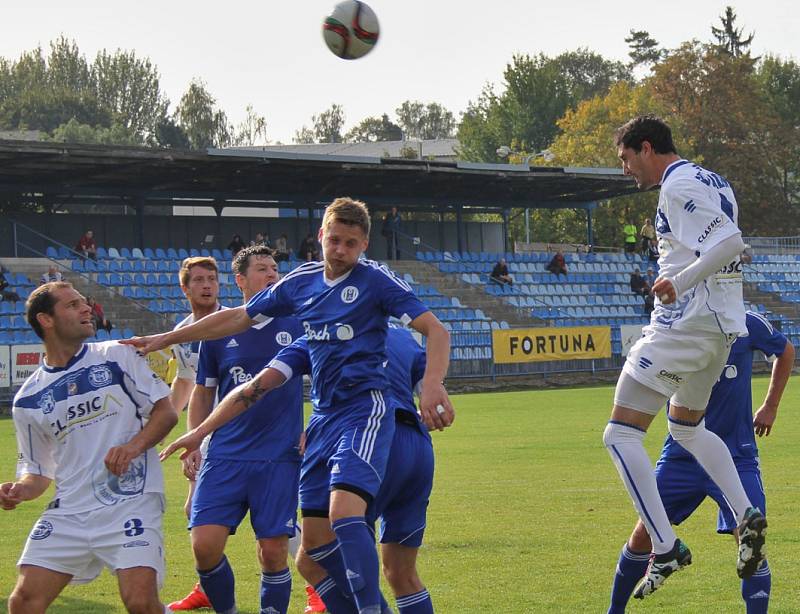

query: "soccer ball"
xmin=322 ymin=0 xmax=380 ymax=60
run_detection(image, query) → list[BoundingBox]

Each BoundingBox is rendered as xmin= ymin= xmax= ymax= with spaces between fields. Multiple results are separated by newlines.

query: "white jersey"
xmin=652 ymin=159 xmax=746 ymax=335
xmin=12 ymin=342 xmax=171 ymax=515
xmin=172 ymin=305 xmax=225 ymax=381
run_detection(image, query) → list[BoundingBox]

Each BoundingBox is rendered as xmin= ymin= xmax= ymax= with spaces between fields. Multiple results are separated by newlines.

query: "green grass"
xmin=1 ymin=378 xmax=799 ymax=612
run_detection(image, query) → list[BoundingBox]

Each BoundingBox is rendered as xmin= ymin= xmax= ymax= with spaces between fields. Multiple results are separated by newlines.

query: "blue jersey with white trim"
xmin=196 ymin=316 xmax=304 ymax=462
xmin=246 ymin=259 xmax=428 ymax=413
xmin=660 ymin=312 xmax=788 ymax=461
xmin=384 ymin=327 xmax=430 ymax=438
xmin=12 ymin=342 xmax=171 ymax=514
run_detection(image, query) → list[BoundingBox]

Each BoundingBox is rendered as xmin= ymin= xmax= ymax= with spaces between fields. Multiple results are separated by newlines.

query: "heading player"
xmin=604 ymin=115 xmax=766 ymax=596
xmin=1 ymin=282 xmax=178 ymax=614
xmin=124 ymin=197 xmax=453 ymax=614
xmin=607 ymin=311 xmax=793 ymax=612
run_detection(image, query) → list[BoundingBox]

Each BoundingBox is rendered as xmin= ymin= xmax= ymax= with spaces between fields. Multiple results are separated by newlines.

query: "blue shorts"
xmin=655 ymin=456 xmax=765 ymax=534
xmin=190 ymin=458 xmax=300 ymax=539
xmin=367 ymin=414 xmax=434 ymax=548
xmin=300 ymin=390 xmax=395 ymax=513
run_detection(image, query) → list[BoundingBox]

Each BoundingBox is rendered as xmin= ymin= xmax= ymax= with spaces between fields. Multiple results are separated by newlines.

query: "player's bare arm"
xmin=160 ymin=366 xmax=287 ymax=461
xmin=182 ymin=384 xmax=216 ymax=480
xmin=170 ymin=376 xmax=193 ymax=412
xmin=104 ymin=396 xmax=178 ymax=476
xmin=409 ymin=311 xmax=454 ymax=431
xmin=754 ymin=340 xmax=795 ymax=437
xmin=0 ymin=474 xmax=52 ymax=510
xmin=121 ymin=306 xmax=254 ymax=355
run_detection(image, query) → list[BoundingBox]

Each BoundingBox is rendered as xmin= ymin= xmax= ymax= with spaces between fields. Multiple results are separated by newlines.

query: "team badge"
xmin=88 ymin=365 xmax=113 ymax=388
xmin=30 ymin=520 xmax=53 ymax=540
xmin=340 ymin=286 xmax=359 ymax=304
xmin=38 ymin=390 xmax=56 ymax=415
xmin=275 ymin=331 xmax=293 ymax=346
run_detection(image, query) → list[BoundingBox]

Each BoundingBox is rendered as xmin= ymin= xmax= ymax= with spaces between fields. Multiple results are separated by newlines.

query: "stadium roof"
xmin=236 ymin=138 xmax=460 ymax=160
xmin=0 ymin=139 xmax=637 ymax=211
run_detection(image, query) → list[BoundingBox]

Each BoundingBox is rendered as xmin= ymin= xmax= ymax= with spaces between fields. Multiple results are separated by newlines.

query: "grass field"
xmin=1 ymin=378 xmax=799 ymax=613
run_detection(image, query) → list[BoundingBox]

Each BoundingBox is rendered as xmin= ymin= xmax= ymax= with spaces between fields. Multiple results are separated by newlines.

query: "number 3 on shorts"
xmin=124 ymin=518 xmax=144 ymax=537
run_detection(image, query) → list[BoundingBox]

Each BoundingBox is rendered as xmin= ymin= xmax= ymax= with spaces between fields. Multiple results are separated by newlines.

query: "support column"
xmin=502 ymin=208 xmax=510 ymax=254
xmin=456 ymin=206 xmax=464 ymax=254
xmin=135 ymin=195 xmax=145 ymax=250
xmin=586 ymin=203 xmax=595 ymax=249
xmin=213 ymin=201 xmax=224 ymax=250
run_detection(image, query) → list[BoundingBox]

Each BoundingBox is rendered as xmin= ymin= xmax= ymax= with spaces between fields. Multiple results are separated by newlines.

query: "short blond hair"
xmin=179 ymin=256 xmax=218 ymax=287
xmin=322 ymin=197 xmax=371 ymax=236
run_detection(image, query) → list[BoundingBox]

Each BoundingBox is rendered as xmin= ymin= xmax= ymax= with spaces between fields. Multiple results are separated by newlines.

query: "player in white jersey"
xmin=1 ymin=282 xmax=178 ymax=614
xmin=604 ymin=115 xmax=766 ymax=597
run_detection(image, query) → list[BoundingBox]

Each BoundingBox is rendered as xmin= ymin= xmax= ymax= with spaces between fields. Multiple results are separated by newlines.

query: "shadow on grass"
xmin=0 ymin=594 xmax=122 ymax=613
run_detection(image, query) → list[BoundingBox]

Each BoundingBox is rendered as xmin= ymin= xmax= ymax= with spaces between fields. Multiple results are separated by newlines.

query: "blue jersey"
xmin=196 ymin=316 xmax=304 ymax=462
xmin=245 ymin=259 xmax=428 ymax=412
xmin=661 ymin=311 xmax=788 ymax=461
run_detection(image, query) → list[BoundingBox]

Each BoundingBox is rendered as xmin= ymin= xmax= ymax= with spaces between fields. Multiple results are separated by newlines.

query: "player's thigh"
xmin=301 ymin=516 xmax=336 ymax=551
xmin=672 ymin=334 xmax=732 ymax=411
xmin=190 ymin=458 xmax=250 ymax=533
xmin=612 ymin=371 xmax=669 ymax=421
xmin=380 ymin=543 xmax=424 ymax=596
xmin=715 ymin=463 xmax=766 ymax=534
xmin=247 ymin=460 xmax=300 ymax=540
xmin=116 ymin=566 xmax=161 ymax=612
xmin=10 ymin=565 xmax=72 ymax=611
xmin=654 ymin=459 xmax=709 ymax=526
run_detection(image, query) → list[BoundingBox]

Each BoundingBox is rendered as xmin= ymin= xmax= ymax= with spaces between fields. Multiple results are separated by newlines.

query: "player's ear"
xmin=36 ymin=311 xmax=54 ymax=332
xmin=317 ymin=226 xmax=325 ymax=242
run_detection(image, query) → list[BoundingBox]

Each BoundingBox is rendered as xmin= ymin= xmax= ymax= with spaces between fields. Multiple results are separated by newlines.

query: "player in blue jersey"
xmin=125 ymin=198 xmax=453 ymax=614
xmin=1 ymin=282 xmax=178 ymax=614
xmin=162 ymin=325 xmax=441 ymax=614
xmin=168 ymin=246 xmax=304 ymax=614
xmin=607 ymin=311 xmax=794 ymax=613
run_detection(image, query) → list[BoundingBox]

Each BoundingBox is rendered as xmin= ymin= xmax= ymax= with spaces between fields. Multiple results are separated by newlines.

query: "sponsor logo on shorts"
xmin=657 ymin=369 xmax=682 ymax=384
xmin=122 ymin=540 xmax=150 ymax=548
xmin=38 ymin=390 xmax=56 ymax=415
xmin=340 ymin=286 xmax=359 ymax=304
xmin=88 ymin=365 xmax=113 ymax=388
xmin=30 ymin=520 xmax=53 ymax=540
xmin=638 ymin=357 xmax=652 ymax=370
xmin=331 ymin=463 xmax=341 ymax=474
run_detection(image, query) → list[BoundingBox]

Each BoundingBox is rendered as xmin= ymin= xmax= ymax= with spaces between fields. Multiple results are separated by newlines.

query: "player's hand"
xmin=651 ymin=277 xmax=678 ymax=305
xmin=753 ymin=403 xmax=778 ymax=437
xmin=105 ymin=443 xmax=143 ymax=477
xmin=0 ymin=481 xmax=24 ymax=510
xmin=181 ymin=449 xmax=203 ymax=480
xmin=119 ymin=333 xmax=170 ymax=356
xmin=418 ymin=379 xmax=455 ymax=431
xmin=160 ymin=428 xmax=204 ymax=462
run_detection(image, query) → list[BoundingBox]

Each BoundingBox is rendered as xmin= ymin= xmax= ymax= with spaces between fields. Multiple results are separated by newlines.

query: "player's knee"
xmin=9 ymin=586 xmax=46 ymax=614
xmin=257 ymin=539 xmax=290 ymax=572
xmin=382 ymin=561 xmax=422 ymax=597
xmin=191 ymin=539 xmax=225 ymax=570
xmin=667 ymin=417 xmax=702 ymax=442
xmin=120 ymin=588 xmax=160 ymax=614
xmin=603 ymin=421 xmax=645 ymax=449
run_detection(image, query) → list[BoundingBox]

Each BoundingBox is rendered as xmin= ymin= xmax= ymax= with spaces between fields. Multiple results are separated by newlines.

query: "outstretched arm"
xmin=0 ymin=474 xmax=52 ymax=510
xmin=754 ymin=340 xmax=795 ymax=436
xmin=409 ymin=311 xmax=454 ymax=431
xmin=160 ymin=367 xmax=288 ymax=461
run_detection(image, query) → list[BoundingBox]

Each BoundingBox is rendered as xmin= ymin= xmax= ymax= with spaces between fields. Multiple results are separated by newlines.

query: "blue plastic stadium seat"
xmin=131 ymin=248 xmax=144 ymax=259
xmin=169 ymin=248 xmax=181 ymax=260
xmin=155 ymin=248 xmax=167 ymax=260
xmin=46 ymin=246 xmax=59 ymax=259
xmin=189 ymin=249 xmax=200 ymax=257
xmin=96 ymin=247 xmax=108 ymax=259
xmin=58 ymin=246 xmax=71 ymax=259
xmin=212 ymin=249 xmax=223 ymax=260
xmin=143 ymin=248 xmax=155 ymax=259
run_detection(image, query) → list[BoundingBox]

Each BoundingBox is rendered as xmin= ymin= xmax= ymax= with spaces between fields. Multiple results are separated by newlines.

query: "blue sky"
xmin=2 ymin=1 xmax=797 ymax=143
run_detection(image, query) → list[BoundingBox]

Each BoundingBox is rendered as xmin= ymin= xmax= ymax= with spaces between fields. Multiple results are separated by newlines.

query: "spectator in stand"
xmin=490 ymin=258 xmax=513 ymax=286
xmin=647 ymin=238 xmax=659 ymax=262
xmin=227 ymin=234 xmax=246 ymax=256
xmin=75 ymin=229 xmax=98 ymax=260
xmin=629 ymin=267 xmax=650 ymax=297
xmin=645 ymin=267 xmax=657 ymax=289
xmin=298 ymin=233 xmax=320 ymax=262
xmin=251 ymin=232 xmax=269 ymax=247
xmin=273 ymin=233 xmax=290 ymax=262
xmin=623 ymin=219 xmax=638 ymax=254
xmin=640 ymin=217 xmax=656 ymax=256
xmin=87 ymin=295 xmax=113 ymax=333
xmin=40 ymin=265 xmax=63 ymax=286
xmin=546 ymin=251 xmax=568 ymax=278
xmin=0 ymin=267 xmax=22 ymax=302
xmin=381 ymin=206 xmax=402 ymax=260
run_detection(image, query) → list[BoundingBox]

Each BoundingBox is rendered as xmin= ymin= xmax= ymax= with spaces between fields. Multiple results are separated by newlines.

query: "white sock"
xmin=668 ymin=417 xmax=752 ymax=522
xmin=604 ymin=422 xmax=677 ymax=554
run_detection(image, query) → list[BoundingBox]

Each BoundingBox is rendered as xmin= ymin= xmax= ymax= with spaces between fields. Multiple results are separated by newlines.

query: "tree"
xmin=293 ymin=125 xmax=315 ymax=144
xmin=293 ymin=104 xmax=346 ymax=144
xmin=711 ymin=6 xmax=755 ymax=57
xmin=625 ymin=30 xmax=664 ymax=69
xmin=49 ymin=118 xmax=139 ymax=145
xmin=395 ymin=101 xmax=456 ymax=140
xmin=230 ymin=104 xmax=269 ymax=147
xmin=174 ymin=79 xmax=230 ymax=150
xmin=345 ymin=113 xmax=402 ymax=142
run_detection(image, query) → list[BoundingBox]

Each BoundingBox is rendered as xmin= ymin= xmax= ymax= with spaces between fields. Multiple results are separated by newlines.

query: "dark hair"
xmin=232 ymin=244 xmax=275 ymax=276
xmin=614 ymin=115 xmax=677 ymax=155
xmin=26 ymin=281 xmax=73 ymax=339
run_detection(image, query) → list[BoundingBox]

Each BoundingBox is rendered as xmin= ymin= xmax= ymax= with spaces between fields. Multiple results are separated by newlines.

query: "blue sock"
xmin=314 ymin=576 xmax=358 ymax=614
xmin=332 ymin=516 xmax=381 ymax=614
xmin=742 ymin=560 xmax=771 ymax=614
xmin=198 ymin=555 xmax=236 ymax=614
xmin=608 ymin=544 xmax=650 ymax=614
xmin=260 ymin=568 xmax=291 ymax=614
xmin=396 ymin=589 xmax=434 ymax=614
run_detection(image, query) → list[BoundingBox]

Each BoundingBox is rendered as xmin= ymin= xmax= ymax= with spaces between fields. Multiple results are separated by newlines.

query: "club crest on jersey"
xmin=341 ymin=286 xmax=359 ymax=304
xmin=275 ymin=331 xmax=293 ymax=346
xmin=88 ymin=365 xmax=113 ymax=388
xmin=30 ymin=519 xmax=53 ymax=540
xmin=38 ymin=389 xmax=56 ymax=414
xmin=93 ymin=454 xmax=146 ymax=505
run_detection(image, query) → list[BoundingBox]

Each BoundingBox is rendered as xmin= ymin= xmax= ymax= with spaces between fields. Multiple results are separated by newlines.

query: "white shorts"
xmin=621 ymin=325 xmax=735 ymax=412
xmin=18 ymin=493 xmax=165 ymax=586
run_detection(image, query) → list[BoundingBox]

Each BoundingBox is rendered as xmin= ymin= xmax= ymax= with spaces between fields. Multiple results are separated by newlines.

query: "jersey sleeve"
xmin=410 ymin=343 xmax=427 ymax=389
xmin=371 ymin=264 xmax=429 ymax=324
xmin=246 ymin=278 xmax=294 ymax=322
xmin=196 ymin=340 xmax=219 ymax=388
xmin=117 ymin=345 xmax=172 ymax=418
xmin=12 ymin=407 xmax=56 ymax=480
xmin=662 ymin=176 xmax=741 ymax=254
xmin=268 ymin=336 xmax=311 ymax=381
xmin=746 ymin=313 xmax=789 ymax=360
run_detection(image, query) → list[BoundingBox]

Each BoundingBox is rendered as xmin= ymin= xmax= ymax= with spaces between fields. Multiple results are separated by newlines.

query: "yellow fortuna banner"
xmin=492 ymin=326 xmax=611 ymax=363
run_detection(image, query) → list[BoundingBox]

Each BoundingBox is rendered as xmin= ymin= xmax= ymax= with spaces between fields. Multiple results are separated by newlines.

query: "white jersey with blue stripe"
xmin=660 ymin=312 xmax=788 ymax=461
xmin=652 ymin=159 xmax=746 ymax=335
xmin=246 ymin=259 xmax=428 ymax=413
xmin=12 ymin=342 xmax=171 ymax=515
xmin=173 ymin=304 xmax=225 ymax=380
